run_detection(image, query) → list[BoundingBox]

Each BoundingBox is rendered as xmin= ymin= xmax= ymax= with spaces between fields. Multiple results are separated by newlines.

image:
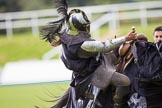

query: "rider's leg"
xmin=113 ymin=86 xmax=130 ymax=108
xmin=110 ymin=72 xmax=130 ymax=108
xmin=110 ymin=72 xmax=130 ymax=87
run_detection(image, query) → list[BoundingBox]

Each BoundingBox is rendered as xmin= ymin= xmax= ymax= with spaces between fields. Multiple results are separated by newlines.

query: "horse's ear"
xmin=136 ymin=34 xmax=148 ymax=42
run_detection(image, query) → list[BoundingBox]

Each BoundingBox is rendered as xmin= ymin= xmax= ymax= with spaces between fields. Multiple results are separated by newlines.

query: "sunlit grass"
xmin=0 ymin=33 xmax=52 ymax=66
xmin=98 ymin=23 xmax=157 ymax=42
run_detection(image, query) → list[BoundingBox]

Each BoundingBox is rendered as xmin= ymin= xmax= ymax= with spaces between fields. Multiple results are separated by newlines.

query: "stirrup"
xmin=113 ymin=103 xmax=122 ymax=108
xmin=84 ymin=92 xmax=94 ymax=100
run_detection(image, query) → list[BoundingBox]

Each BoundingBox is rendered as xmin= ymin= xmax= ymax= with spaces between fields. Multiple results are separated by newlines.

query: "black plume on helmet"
xmin=41 ymin=0 xmax=90 ymax=43
xmin=41 ymin=0 xmax=68 ymax=43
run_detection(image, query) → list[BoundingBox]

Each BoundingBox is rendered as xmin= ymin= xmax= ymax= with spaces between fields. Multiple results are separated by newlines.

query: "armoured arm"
xmin=81 ymin=37 xmax=126 ymax=53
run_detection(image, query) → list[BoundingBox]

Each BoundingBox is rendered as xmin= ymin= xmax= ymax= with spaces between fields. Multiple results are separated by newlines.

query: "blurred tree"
xmin=18 ymin=0 xmax=53 ymax=11
xmin=67 ymin=0 xmax=151 ymax=6
xmin=0 ymin=0 xmax=6 ymax=12
xmin=0 ymin=0 xmax=21 ymax=12
xmin=0 ymin=0 xmax=53 ymax=12
xmin=68 ymin=0 xmax=109 ymax=6
xmin=0 ymin=0 xmax=159 ymax=12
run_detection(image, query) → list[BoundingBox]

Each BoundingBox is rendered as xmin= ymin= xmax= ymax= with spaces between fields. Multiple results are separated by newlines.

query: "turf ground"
xmin=0 ymin=81 xmax=69 ymax=108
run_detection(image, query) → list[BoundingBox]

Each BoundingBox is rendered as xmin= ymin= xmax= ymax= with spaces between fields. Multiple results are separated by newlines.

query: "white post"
xmin=91 ymin=29 xmax=100 ymax=39
xmin=31 ymin=13 xmax=39 ymax=36
xmin=5 ymin=14 xmax=13 ymax=39
xmin=108 ymin=7 xmax=120 ymax=37
xmin=89 ymin=12 xmax=100 ymax=39
xmin=109 ymin=13 xmax=117 ymax=36
xmin=140 ymin=5 xmax=147 ymax=27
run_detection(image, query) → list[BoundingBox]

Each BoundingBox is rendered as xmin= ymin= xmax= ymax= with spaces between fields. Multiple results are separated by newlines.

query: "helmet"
xmin=68 ymin=9 xmax=90 ymax=32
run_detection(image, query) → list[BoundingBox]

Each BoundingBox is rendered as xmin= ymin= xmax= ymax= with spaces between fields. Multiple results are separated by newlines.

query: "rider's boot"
xmin=110 ymin=67 xmax=130 ymax=108
xmin=113 ymin=86 xmax=130 ymax=108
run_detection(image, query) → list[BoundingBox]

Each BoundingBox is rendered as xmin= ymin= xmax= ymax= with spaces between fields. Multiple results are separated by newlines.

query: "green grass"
xmin=0 ymin=33 xmax=53 ymax=66
xmin=99 ymin=23 xmax=158 ymax=41
xmin=0 ymin=23 xmax=160 ymax=66
xmin=0 ymin=81 xmax=69 ymax=108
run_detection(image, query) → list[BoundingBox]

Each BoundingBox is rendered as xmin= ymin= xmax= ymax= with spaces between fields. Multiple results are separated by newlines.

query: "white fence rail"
xmin=0 ymin=1 xmax=162 ymax=39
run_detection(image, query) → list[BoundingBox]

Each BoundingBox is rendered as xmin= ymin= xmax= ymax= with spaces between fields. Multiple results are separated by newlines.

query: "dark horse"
xmin=51 ymin=52 xmax=118 ymax=108
xmin=49 ymin=41 xmax=135 ymax=108
xmin=50 ymin=48 xmax=132 ymax=108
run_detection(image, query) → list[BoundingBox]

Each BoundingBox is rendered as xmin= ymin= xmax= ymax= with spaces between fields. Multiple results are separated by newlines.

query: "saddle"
xmin=115 ymin=41 xmax=133 ymax=74
xmin=116 ymin=34 xmax=148 ymax=74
